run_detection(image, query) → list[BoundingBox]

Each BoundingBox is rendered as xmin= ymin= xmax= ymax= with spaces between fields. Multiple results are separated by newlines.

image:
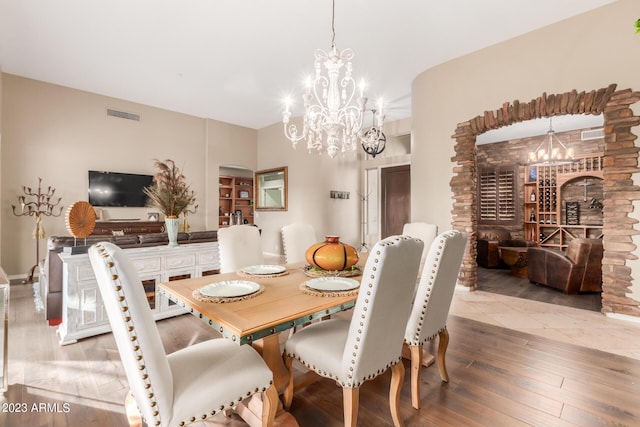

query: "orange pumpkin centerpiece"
xmin=305 ymin=236 xmax=359 ymax=271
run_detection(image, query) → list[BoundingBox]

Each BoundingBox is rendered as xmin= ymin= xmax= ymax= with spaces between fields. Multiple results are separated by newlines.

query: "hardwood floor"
xmin=477 ymin=266 xmax=602 ymax=312
xmin=2 ymin=281 xmax=639 ymax=426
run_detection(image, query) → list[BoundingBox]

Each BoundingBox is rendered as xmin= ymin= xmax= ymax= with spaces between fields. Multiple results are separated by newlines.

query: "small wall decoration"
xmin=330 ymin=191 xmax=350 ymax=199
xmin=147 ymin=212 xmax=160 ymax=221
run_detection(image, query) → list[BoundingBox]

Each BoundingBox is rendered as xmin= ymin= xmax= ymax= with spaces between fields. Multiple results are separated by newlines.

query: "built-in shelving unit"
xmin=218 ymin=175 xmax=254 ymax=228
xmin=524 ymin=153 xmax=604 ymax=249
xmin=523 ymin=176 xmax=539 ymax=243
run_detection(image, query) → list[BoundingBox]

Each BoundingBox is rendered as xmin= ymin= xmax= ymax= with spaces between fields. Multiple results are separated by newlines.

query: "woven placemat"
xmin=192 ymin=285 xmax=265 ymax=303
xmin=237 ymin=270 xmax=289 ymax=279
xmin=302 ymin=265 xmax=362 ymax=278
xmin=299 ymin=282 xmax=360 ymax=297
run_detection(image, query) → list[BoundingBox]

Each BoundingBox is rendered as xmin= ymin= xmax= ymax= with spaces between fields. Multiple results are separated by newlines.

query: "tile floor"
xmin=450 ymin=287 xmax=640 ymax=360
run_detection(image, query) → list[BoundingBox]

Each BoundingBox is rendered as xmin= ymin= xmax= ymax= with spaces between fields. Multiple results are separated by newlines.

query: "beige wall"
xmin=413 ymin=0 xmax=639 ymax=231
xmin=205 ymin=117 xmax=257 ymax=232
xmin=0 ymin=74 xmax=257 ymax=276
xmin=256 ymin=119 xmax=361 ymax=256
xmin=255 ymin=115 xmax=415 ymax=257
xmin=0 ymin=66 xmax=3 ymax=265
xmin=0 ymin=72 xmax=399 ymax=275
xmin=412 ymin=0 xmax=640 ymax=300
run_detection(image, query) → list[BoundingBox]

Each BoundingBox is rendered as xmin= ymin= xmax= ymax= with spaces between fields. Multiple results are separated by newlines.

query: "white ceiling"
xmin=0 ymin=0 xmax=617 ymax=130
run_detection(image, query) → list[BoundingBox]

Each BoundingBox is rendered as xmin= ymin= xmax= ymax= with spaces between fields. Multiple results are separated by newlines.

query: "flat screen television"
xmin=88 ymin=170 xmax=154 ymax=207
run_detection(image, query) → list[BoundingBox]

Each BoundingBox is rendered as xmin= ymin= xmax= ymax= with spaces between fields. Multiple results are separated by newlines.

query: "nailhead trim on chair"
xmin=96 ymin=243 xmax=274 ymax=427
xmin=285 ymin=235 xmax=414 ymax=388
xmin=349 ymin=236 xmax=415 ymax=387
xmin=96 ymin=243 xmax=163 ymax=427
xmin=408 ymin=231 xmax=457 ymax=345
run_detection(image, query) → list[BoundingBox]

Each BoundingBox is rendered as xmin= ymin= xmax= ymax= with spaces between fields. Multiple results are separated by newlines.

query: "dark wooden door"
xmin=381 ymin=165 xmax=411 ymax=238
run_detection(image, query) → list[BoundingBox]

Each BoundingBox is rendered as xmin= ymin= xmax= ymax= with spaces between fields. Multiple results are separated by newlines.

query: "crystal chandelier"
xmin=361 ymin=107 xmax=386 ymax=158
xmin=283 ymin=0 xmax=379 ymax=158
xmin=527 ymin=118 xmax=576 ymax=166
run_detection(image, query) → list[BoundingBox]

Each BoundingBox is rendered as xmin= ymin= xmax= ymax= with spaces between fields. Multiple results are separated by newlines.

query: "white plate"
xmin=241 ymin=264 xmax=286 ymax=275
xmin=199 ymin=280 xmax=260 ymax=298
xmin=305 ymin=277 xmax=360 ymax=292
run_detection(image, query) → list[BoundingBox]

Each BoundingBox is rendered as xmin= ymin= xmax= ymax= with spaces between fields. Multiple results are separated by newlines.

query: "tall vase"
xmin=165 ymin=217 xmax=180 ymax=247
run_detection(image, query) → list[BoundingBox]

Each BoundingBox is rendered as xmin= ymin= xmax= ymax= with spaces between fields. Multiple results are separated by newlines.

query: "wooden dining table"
xmin=158 ymin=260 xmax=363 ymax=425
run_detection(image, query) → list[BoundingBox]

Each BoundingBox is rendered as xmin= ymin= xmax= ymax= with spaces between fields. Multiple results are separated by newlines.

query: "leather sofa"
xmin=527 ymin=238 xmax=603 ymax=294
xmin=476 ymin=227 xmax=535 ymax=269
xmin=40 ymin=230 xmax=217 ymax=324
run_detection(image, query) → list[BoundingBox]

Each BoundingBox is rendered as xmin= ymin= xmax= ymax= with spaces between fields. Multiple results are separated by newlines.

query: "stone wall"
xmin=561 ymin=177 xmax=604 ymax=227
xmin=451 ymin=84 xmax=640 ymax=318
xmin=601 ymin=90 xmax=640 ymax=317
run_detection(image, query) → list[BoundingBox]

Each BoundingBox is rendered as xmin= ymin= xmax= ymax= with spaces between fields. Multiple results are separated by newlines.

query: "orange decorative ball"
xmin=305 ymin=236 xmax=359 ymax=271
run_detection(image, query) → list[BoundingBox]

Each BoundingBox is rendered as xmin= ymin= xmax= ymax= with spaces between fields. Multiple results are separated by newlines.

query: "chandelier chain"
xmin=330 ymin=0 xmax=336 ymax=49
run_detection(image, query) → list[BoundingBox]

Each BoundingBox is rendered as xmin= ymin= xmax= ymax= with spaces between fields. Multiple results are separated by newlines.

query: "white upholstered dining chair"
xmin=89 ymin=242 xmax=278 ymax=427
xmin=283 ymin=235 xmax=424 ymax=427
xmin=402 ymin=222 xmax=438 ymax=271
xmin=281 ymin=223 xmax=316 ymax=264
xmin=404 ymin=230 xmax=467 ymax=409
xmin=218 ymin=224 xmax=264 ymax=273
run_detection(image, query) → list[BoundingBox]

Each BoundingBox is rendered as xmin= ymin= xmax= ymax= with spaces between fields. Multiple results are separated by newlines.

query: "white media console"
xmin=57 ymin=242 xmax=219 ymax=345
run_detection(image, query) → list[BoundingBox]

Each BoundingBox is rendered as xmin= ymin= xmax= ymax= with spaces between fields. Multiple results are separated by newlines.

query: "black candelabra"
xmin=12 ymin=178 xmax=63 ymax=284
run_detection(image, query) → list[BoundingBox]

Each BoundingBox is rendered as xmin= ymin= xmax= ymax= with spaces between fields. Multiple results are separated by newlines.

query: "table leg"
xmin=243 ymin=334 xmax=298 ymax=426
xmin=509 ymin=252 xmax=528 ymax=278
xmin=252 ymin=333 xmax=290 ymax=394
xmin=236 ymin=393 xmax=299 ymax=427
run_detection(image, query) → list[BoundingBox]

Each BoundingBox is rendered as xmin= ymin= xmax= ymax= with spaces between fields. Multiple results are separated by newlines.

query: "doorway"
xmin=475 ymin=122 xmax=605 ymax=311
xmin=450 ymin=84 xmax=640 ymax=318
xmin=381 ymin=164 xmax=410 ymax=238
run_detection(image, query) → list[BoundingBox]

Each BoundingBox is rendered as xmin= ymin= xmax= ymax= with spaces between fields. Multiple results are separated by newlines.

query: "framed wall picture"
xmin=147 ymin=212 xmax=160 ymax=221
xmin=239 ymin=190 xmax=250 ymax=199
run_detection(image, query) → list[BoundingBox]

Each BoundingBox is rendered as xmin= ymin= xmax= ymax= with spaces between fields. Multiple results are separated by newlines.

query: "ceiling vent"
xmin=581 ymin=128 xmax=604 ymax=141
xmin=107 ymin=108 xmax=140 ymax=121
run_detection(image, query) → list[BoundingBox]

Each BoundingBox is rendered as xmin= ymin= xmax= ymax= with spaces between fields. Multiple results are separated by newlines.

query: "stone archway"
xmin=451 ymin=84 xmax=640 ymax=318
